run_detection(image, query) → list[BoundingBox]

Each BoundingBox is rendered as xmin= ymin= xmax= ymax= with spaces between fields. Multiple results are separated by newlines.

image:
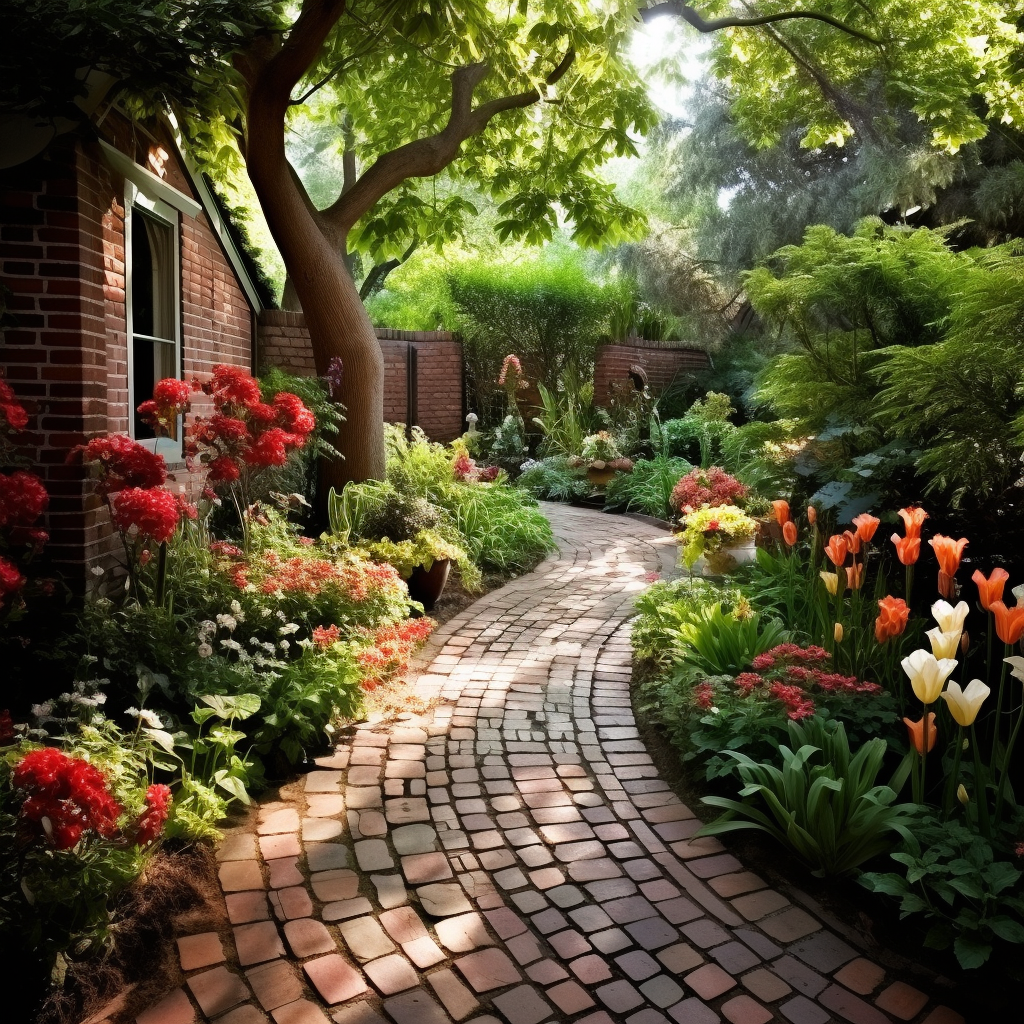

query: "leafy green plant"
xmin=516 ymin=457 xmax=591 ymax=502
xmin=700 ymin=717 xmax=916 ymax=877
xmin=667 ymin=601 xmax=790 ymax=677
xmin=605 ymin=455 xmax=693 ymax=520
xmin=861 ymin=812 xmax=1024 ymax=968
xmin=632 ymin=577 xmax=740 ymax=665
xmin=533 ymin=380 xmax=602 ymax=458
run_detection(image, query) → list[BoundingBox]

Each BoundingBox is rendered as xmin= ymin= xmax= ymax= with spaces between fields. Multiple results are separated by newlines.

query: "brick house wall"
xmin=593 ymin=339 xmax=710 ymax=405
xmin=0 ymin=114 xmax=257 ymax=587
xmin=258 ymin=315 xmax=464 ymax=443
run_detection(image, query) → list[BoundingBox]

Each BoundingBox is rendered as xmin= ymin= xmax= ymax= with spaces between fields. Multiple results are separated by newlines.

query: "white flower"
xmin=220 ymin=638 xmax=243 ymax=652
xmin=230 ymin=600 xmax=245 ymax=620
xmin=279 ymin=639 xmax=291 ymax=651
xmin=276 ymin=610 xmax=287 ymax=622
xmin=710 ymin=706 xmax=720 ymax=715
xmin=260 ymin=606 xmax=272 ymax=618
xmin=91 ymin=566 xmax=105 ymax=577
xmin=1014 ymin=584 xmax=1024 ymax=608
xmin=279 ymin=623 xmax=300 ymax=635
xmin=125 ymin=707 xmax=164 ymax=729
xmin=216 ymin=613 xmax=238 ymax=632
xmin=198 ymin=643 xmax=213 ymax=658
xmin=901 ymin=649 xmax=958 ymax=704
xmin=931 ymin=600 xmax=970 ymax=634
xmin=926 ymin=627 xmax=962 ymax=660
xmin=297 ymin=638 xmax=313 ymax=650
xmin=31 ymin=702 xmax=54 ymax=720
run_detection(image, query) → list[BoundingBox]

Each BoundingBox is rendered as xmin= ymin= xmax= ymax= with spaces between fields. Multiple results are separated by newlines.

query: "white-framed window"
xmin=125 ymin=183 xmax=182 ymax=461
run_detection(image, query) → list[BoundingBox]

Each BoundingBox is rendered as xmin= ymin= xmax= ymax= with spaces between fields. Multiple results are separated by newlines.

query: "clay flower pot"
xmin=407 ymin=558 xmax=451 ymax=611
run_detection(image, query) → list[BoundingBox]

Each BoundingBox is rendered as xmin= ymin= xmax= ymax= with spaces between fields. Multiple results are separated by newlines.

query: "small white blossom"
xmin=279 ymin=623 xmax=300 ymax=636
xmin=262 ymin=642 xmax=276 ymax=655
xmin=125 ymin=707 xmax=164 ymax=729
xmin=276 ymin=610 xmax=287 ymax=622
xmin=279 ymin=639 xmax=291 ymax=651
xmin=198 ymin=643 xmax=213 ymax=658
xmin=710 ymin=706 xmax=720 ymax=715
xmin=297 ymin=638 xmax=313 ymax=650
xmin=216 ymin=613 xmax=238 ymax=633
xmin=220 ymin=638 xmax=243 ymax=652
xmin=31 ymin=702 xmax=54 ymax=720
xmin=230 ymin=600 xmax=245 ymax=620
xmin=91 ymin=566 xmax=105 ymax=577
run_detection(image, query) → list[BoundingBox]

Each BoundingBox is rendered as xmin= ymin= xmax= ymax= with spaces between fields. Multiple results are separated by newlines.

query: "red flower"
xmin=806 ymin=505 xmax=817 ymax=526
xmin=991 ymin=601 xmax=1024 ymax=645
xmin=14 ymin=748 xmax=122 ymax=849
xmin=693 ymin=682 xmax=715 ymax=709
xmin=273 ymin=392 xmax=315 ymax=436
xmin=0 ymin=470 xmax=49 ymax=528
xmin=138 ymin=378 xmax=191 ymax=431
xmin=243 ymin=427 xmax=291 ymax=467
xmin=110 ymin=487 xmax=180 ymax=544
xmin=0 ymin=380 xmax=29 ymax=432
xmin=312 ymin=624 xmax=341 ymax=648
xmin=768 ymin=682 xmax=816 ymax=720
xmin=207 ymin=364 xmax=262 ymax=410
xmin=135 ymin=784 xmax=172 ymax=845
xmin=782 ymin=521 xmax=798 ymax=546
xmin=772 ymin=500 xmax=790 ymax=525
xmin=671 ymin=467 xmax=747 ymax=514
xmin=904 ymin=714 xmax=938 ymax=755
xmin=0 ymin=555 xmax=26 ymax=603
xmin=71 ymin=435 xmax=167 ymax=496
xmin=210 ymin=541 xmax=244 ymax=558
xmin=930 ymin=535 xmax=968 ymax=598
xmin=207 ymin=455 xmax=241 ymax=483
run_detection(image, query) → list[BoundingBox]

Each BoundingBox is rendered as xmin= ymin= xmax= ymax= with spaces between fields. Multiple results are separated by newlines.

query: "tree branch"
xmin=359 ymin=238 xmax=419 ymax=300
xmin=639 ymin=1 xmax=881 ymax=46
xmin=323 ymin=51 xmax=575 ymax=238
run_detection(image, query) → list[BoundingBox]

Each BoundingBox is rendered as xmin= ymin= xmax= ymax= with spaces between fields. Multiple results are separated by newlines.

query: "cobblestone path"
xmin=137 ymin=505 xmax=964 ymax=1024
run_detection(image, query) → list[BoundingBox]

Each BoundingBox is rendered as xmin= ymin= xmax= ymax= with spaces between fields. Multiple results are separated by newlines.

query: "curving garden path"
xmin=134 ymin=505 xmax=965 ymax=1024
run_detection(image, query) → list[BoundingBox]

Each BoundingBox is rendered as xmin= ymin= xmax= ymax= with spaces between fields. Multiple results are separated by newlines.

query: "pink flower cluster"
xmin=725 ymin=644 xmax=882 ymax=721
xmin=671 ymin=466 xmax=747 ymax=515
xmin=453 ymin=449 xmax=500 ymax=483
xmin=497 ymin=354 xmax=526 ymax=388
xmin=229 ymin=550 xmax=403 ymax=604
xmin=184 ymin=366 xmax=315 ymax=484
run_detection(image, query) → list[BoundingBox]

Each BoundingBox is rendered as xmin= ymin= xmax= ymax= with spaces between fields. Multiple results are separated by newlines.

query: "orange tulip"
xmin=843 ymin=530 xmax=862 ymax=555
xmin=846 ymin=561 xmax=865 ymax=590
xmin=823 ymin=535 xmax=848 ymax=567
xmin=991 ymin=601 xmax=1024 ymax=645
xmin=929 ymin=535 xmax=968 ymax=577
xmin=807 ymin=505 xmax=817 ymax=525
xmin=898 ymin=506 xmax=929 ymax=538
xmin=772 ymin=500 xmax=790 ymax=525
xmin=892 ymin=533 xmax=921 ymax=566
xmin=875 ymin=595 xmax=910 ymax=644
xmin=783 ymin=521 xmax=798 ymax=546
xmin=853 ymin=513 xmax=880 ymax=544
xmin=973 ymin=568 xmax=1010 ymax=612
xmin=903 ymin=713 xmax=938 ymax=755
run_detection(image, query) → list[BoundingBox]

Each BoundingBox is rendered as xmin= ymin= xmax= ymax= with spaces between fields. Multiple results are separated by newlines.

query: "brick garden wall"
xmin=0 ymin=116 xmax=255 ymax=587
xmin=593 ymin=339 xmax=710 ymax=404
xmin=258 ymin=315 xmax=464 ymax=443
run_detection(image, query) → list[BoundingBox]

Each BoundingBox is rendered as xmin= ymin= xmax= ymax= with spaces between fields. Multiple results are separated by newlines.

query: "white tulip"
xmin=926 ymin=627 xmax=962 ymax=660
xmin=901 ymin=649 xmax=958 ymax=704
xmin=941 ymin=679 xmax=990 ymax=727
xmin=931 ymin=600 xmax=970 ymax=634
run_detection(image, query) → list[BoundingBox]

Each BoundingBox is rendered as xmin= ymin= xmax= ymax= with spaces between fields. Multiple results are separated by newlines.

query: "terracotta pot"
xmin=407 ymin=558 xmax=451 ymax=611
xmin=586 ymin=466 xmax=617 ymax=488
xmin=692 ymin=537 xmax=758 ymax=576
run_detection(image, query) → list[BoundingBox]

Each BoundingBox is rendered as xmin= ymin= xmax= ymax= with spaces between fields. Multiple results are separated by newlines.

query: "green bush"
xmin=516 ymin=457 xmax=591 ymax=503
xmin=605 ymin=456 xmax=693 ymax=520
xmin=700 ymin=717 xmax=916 ymax=878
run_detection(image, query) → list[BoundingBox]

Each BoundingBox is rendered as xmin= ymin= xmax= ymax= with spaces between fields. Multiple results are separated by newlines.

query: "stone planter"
xmin=407 ymin=558 xmax=451 ymax=611
xmin=692 ymin=537 xmax=758 ymax=576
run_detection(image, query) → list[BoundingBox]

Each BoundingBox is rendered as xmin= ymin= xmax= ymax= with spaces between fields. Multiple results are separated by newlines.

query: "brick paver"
xmin=135 ymin=505 xmax=967 ymax=1024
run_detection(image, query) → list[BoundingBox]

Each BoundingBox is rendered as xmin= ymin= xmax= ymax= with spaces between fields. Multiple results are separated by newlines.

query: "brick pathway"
xmin=137 ymin=505 xmax=964 ymax=1024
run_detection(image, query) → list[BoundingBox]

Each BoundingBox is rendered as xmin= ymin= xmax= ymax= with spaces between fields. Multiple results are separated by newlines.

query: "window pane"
xmin=132 ymin=339 xmax=177 ymax=439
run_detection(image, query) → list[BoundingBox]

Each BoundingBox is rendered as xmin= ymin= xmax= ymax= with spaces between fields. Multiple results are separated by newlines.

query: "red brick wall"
xmin=593 ymin=340 xmax=710 ymax=405
xmin=1 ymin=118 xmax=255 ymax=587
xmin=258 ymin=315 xmax=464 ymax=443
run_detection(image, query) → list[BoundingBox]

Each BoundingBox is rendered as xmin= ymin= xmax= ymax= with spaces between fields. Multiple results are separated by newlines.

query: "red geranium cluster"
xmin=0 ymin=470 xmax=48 ymax=529
xmin=13 ymin=748 xmax=122 ymax=850
xmin=312 ymin=624 xmax=342 ymax=648
xmin=0 ymin=379 xmax=29 ymax=433
xmin=0 ymin=555 xmax=25 ymax=607
xmin=453 ymin=449 xmax=500 ymax=484
xmin=137 ymin=378 xmax=193 ymax=433
xmin=182 ymin=366 xmax=315 ymax=484
xmin=134 ymin=783 xmax=172 ymax=845
xmin=70 ymin=434 xmax=167 ymax=497
xmin=110 ymin=487 xmax=181 ymax=544
xmin=671 ymin=466 xmax=747 ymax=516
xmin=357 ymin=617 xmax=435 ymax=690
